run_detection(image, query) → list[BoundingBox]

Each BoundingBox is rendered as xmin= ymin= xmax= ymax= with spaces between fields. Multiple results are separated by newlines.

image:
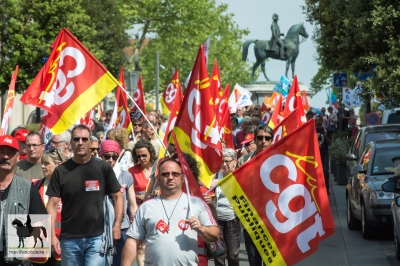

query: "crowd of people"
xmin=0 ymin=101 xmax=344 ymax=266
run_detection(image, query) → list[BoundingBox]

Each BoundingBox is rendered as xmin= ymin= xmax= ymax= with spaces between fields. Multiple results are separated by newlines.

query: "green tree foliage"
xmin=121 ymin=0 xmax=252 ymax=92
xmin=303 ymin=0 xmax=400 ymax=107
xmin=0 ymin=0 xmax=128 ymax=94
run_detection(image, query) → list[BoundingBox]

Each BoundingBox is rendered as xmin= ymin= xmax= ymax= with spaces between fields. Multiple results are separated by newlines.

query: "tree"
xmin=121 ymin=0 xmax=252 ymax=92
xmin=303 ymin=0 xmax=400 ymax=107
xmin=0 ymin=0 xmax=128 ymax=94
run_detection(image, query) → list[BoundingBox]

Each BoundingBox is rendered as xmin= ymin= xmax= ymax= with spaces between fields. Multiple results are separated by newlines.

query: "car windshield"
xmin=365 ymin=131 xmax=400 ymax=145
xmin=372 ymin=147 xmax=400 ymax=175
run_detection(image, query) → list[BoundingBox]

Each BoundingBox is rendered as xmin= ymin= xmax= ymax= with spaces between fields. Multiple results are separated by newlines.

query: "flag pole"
xmin=184 ymin=176 xmax=193 ymax=217
xmin=119 ymin=84 xmax=168 ymax=153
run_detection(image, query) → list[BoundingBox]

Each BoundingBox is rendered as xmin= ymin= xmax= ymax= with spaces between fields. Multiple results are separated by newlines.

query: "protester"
xmin=235 ymin=107 xmax=245 ymax=124
xmin=241 ymin=134 xmax=256 ymax=155
xmin=121 ymin=158 xmax=219 ymax=266
xmin=141 ymin=121 xmax=162 ymax=157
xmin=315 ymin=115 xmax=332 ymax=194
xmin=90 ymin=136 xmax=100 ymax=158
xmin=15 ymin=131 xmax=45 ymax=181
xmin=46 ymin=124 xmax=123 ymax=265
xmin=95 ymin=131 xmax=105 ymax=143
xmin=320 ymin=107 xmax=329 ymax=129
xmin=50 ymin=131 xmax=73 ymax=159
xmin=91 ymin=120 xmax=105 ymax=137
xmin=127 ymin=118 xmax=143 ymax=150
xmin=106 ymin=128 xmax=134 ymax=171
xmin=0 ymin=135 xmax=47 ymax=265
xmin=327 ymin=106 xmax=338 ymax=132
xmin=349 ymin=109 xmax=359 ymax=137
xmin=235 ymin=117 xmax=251 ymax=150
xmin=230 ymin=117 xmax=240 ymax=148
xmin=13 ymin=128 xmax=29 ymax=161
xmin=159 ymin=114 xmax=168 ymax=133
xmin=237 ymin=125 xmax=274 ymax=266
xmin=103 ymin=109 xmax=113 ymax=131
xmin=250 ymin=115 xmax=260 ymax=126
xmin=33 ymin=148 xmax=67 ymax=266
xmin=100 ymin=140 xmax=138 ymax=266
xmin=338 ymin=105 xmax=351 ymax=131
xmin=306 ymin=110 xmax=314 ymax=121
xmin=210 ymin=148 xmax=241 ymax=266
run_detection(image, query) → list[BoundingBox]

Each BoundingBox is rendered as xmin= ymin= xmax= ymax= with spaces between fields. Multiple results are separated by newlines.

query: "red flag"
xmin=302 ymin=90 xmax=310 ymax=111
xmin=283 ymin=76 xmax=306 ymax=124
xmin=79 ymin=108 xmax=95 ymax=130
xmin=160 ymin=70 xmax=183 ymax=116
xmin=260 ymin=102 xmax=271 ymax=125
xmin=97 ymin=102 xmax=104 ymax=120
xmin=116 ymin=67 xmax=133 ymax=132
xmin=217 ymin=84 xmax=230 ymax=129
xmin=20 ymin=28 xmax=119 ymax=134
xmin=38 ymin=111 xmax=53 ymax=144
xmin=172 ymin=131 xmax=203 ymax=199
xmin=209 ymin=59 xmax=222 ymax=109
xmin=272 ymin=108 xmax=299 ymax=144
xmin=173 ymin=45 xmax=222 ymax=186
xmin=130 ymin=75 xmax=146 ymax=119
xmin=268 ymin=94 xmax=283 ymax=129
xmin=219 ymin=119 xmax=335 ymax=265
xmin=0 ymin=66 xmax=18 ymax=136
xmin=218 ymin=84 xmax=234 ymax=149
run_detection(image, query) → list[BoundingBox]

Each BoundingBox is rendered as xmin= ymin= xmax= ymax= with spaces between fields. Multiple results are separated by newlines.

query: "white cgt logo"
xmin=4 ymin=138 xmax=12 ymax=144
xmin=40 ymin=47 xmax=86 ymax=108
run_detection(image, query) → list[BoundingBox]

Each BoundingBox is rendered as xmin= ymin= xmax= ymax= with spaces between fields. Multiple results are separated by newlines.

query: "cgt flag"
xmin=260 ymin=102 xmax=271 ymax=125
xmin=0 ymin=66 xmax=18 ymax=136
xmin=268 ymin=94 xmax=283 ymax=129
xmin=116 ymin=67 xmax=133 ymax=133
xmin=20 ymin=28 xmax=119 ymax=134
xmin=160 ymin=70 xmax=183 ymax=116
xmin=219 ymin=119 xmax=335 ymax=265
xmin=272 ymin=108 xmax=299 ymax=144
xmin=283 ymin=75 xmax=306 ymax=124
xmin=173 ymin=45 xmax=222 ymax=187
xmin=218 ymin=84 xmax=234 ymax=149
xmin=130 ymin=75 xmax=146 ymax=120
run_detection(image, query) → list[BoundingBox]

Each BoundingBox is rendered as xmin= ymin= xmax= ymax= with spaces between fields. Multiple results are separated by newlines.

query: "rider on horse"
xmin=269 ymin=13 xmax=285 ymax=60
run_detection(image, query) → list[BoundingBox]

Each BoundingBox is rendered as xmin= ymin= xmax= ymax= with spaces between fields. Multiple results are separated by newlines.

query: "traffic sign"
xmin=366 ymin=112 xmax=380 ymax=125
xmin=333 ymin=73 xmax=348 ymax=88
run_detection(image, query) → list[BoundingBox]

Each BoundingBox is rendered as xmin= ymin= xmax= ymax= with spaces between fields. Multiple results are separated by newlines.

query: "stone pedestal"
xmin=243 ymin=81 xmax=313 ymax=105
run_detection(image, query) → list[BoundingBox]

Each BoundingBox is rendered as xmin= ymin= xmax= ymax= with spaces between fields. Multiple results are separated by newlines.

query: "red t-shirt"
xmin=129 ymin=164 xmax=149 ymax=193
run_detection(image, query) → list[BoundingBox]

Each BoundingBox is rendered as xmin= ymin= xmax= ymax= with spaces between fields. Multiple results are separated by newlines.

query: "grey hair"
xmin=90 ymin=136 xmax=98 ymax=142
xmin=95 ymin=131 xmax=104 ymax=139
xmin=58 ymin=131 xmax=71 ymax=142
xmin=222 ymin=148 xmax=237 ymax=160
xmin=242 ymin=116 xmax=251 ymax=123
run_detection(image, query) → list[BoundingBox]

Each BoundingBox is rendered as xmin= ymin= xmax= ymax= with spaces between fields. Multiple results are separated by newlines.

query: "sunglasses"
xmin=160 ymin=172 xmax=182 ymax=178
xmin=133 ymin=123 xmax=142 ymax=127
xmin=136 ymin=154 xmax=148 ymax=158
xmin=49 ymin=148 xmax=63 ymax=161
xmin=245 ymin=141 xmax=255 ymax=146
xmin=103 ymin=154 xmax=119 ymax=160
xmin=72 ymin=137 xmax=89 ymax=142
xmin=256 ymin=135 xmax=273 ymax=141
xmin=90 ymin=148 xmax=100 ymax=152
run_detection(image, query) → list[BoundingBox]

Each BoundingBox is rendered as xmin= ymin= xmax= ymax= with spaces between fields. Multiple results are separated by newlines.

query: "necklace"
xmin=160 ymin=193 xmax=183 ymax=233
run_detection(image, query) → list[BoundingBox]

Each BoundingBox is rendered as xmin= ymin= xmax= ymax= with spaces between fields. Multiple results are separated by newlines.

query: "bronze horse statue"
xmin=242 ymin=23 xmax=309 ymax=82
xmin=11 ymin=214 xmax=47 ymax=248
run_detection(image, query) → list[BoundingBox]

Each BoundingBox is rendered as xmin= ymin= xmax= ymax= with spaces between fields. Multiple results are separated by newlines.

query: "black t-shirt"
xmin=46 ymin=157 xmax=121 ymax=238
xmin=316 ymin=127 xmax=331 ymax=155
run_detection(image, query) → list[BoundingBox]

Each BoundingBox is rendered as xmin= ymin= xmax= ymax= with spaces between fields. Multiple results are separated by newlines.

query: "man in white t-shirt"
xmin=121 ymin=159 xmax=219 ymax=266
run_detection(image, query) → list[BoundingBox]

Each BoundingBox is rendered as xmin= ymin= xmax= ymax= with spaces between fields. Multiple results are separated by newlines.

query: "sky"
xmin=217 ymin=0 xmax=328 ymax=108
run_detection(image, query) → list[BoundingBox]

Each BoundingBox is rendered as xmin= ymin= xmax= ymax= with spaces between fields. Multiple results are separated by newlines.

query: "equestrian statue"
xmin=11 ymin=214 xmax=47 ymax=248
xmin=242 ymin=13 xmax=309 ymax=82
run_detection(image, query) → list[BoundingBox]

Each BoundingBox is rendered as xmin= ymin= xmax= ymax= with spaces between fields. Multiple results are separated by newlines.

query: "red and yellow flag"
xmin=283 ymin=76 xmax=306 ymax=124
xmin=209 ymin=59 xmax=222 ymax=108
xmin=268 ymin=94 xmax=283 ymax=129
xmin=160 ymin=70 xmax=183 ymax=116
xmin=219 ymin=119 xmax=335 ymax=265
xmin=173 ymin=45 xmax=222 ymax=187
xmin=130 ymin=75 xmax=146 ymax=119
xmin=20 ymin=28 xmax=119 ymax=134
xmin=272 ymin=108 xmax=299 ymax=145
xmin=260 ymin=102 xmax=271 ymax=125
xmin=162 ymin=81 xmax=184 ymax=147
xmin=0 ymin=66 xmax=18 ymax=136
xmin=116 ymin=67 xmax=133 ymax=133
xmin=302 ymin=90 xmax=310 ymax=111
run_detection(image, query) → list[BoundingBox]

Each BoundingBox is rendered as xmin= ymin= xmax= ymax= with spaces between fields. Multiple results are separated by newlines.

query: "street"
xmin=208 ymin=173 xmax=399 ymax=266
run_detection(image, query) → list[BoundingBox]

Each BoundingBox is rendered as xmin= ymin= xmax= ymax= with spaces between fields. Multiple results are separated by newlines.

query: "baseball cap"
xmin=0 ymin=135 xmax=19 ymax=151
xmin=241 ymin=134 xmax=254 ymax=145
xmin=14 ymin=129 xmax=29 ymax=142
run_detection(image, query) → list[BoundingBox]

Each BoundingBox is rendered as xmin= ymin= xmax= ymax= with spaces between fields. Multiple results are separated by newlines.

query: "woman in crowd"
xmin=32 ymin=148 xmax=66 ymax=266
xmin=210 ymin=148 xmax=241 ymax=266
xmin=106 ymin=128 xmax=134 ymax=171
xmin=100 ymin=140 xmax=138 ymax=266
xmin=128 ymin=140 xmax=157 ymax=266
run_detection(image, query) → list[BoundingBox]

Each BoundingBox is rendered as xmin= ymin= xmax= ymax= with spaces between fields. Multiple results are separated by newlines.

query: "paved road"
xmin=208 ymin=174 xmax=399 ymax=266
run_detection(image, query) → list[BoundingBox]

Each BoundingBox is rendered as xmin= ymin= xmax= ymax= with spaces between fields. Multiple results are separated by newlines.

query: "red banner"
xmin=283 ymin=76 xmax=306 ymax=125
xmin=20 ymin=28 xmax=119 ymax=134
xmin=272 ymin=108 xmax=299 ymax=144
xmin=116 ymin=67 xmax=133 ymax=132
xmin=219 ymin=120 xmax=335 ymax=265
xmin=160 ymin=70 xmax=183 ymax=116
xmin=79 ymin=108 xmax=95 ymax=130
xmin=218 ymin=84 xmax=234 ymax=149
xmin=210 ymin=59 xmax=222 ymax=110
xmin=130 ymin=75 xmax=146 ymax=119
xmin=268 ymin=94 xmax=283 ymax=129
xmin=0 ymin=66 xmax=18 ymax=136
xmin=260 ymin=102 xmax=271 ymax=125
xmin=173 ymin=45 xmax=222 ymax=186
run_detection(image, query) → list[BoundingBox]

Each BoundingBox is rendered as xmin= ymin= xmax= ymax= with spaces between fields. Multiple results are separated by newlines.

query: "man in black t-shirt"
xmin=46 ymin=125 xmax=123 ymax=265
xmin=315 ymin=116 xmax=332 ymax=194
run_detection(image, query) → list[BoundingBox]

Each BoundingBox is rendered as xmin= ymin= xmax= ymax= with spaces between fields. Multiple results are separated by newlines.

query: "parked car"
xmin=346 ymin=124 xmax=400 ymax=182
xmin=382 ymin=108 xmax=400 ymax=124
xmin=381 ymin=177 xmax=400 ymax=260
xmin=346 ymin=139 xmax=400 ymax=239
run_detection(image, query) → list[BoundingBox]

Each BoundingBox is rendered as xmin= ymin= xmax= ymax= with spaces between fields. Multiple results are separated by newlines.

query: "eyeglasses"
xmin=90 ymin=148 xmax=100 ymax=152
xmin=252 ymin=115 xmax=260 ymax=117
xmin=133 ymin=124 xmax=142 ymax=127
xmin=51 ymin=141 xmax=65 ymax=145
xmin=103 ymin=154 xmax=119 ymax=160
xmin=72 ymin=137 xmax=89 ymax=142
xmin=136 ymin=154 xmax=148 ymax=158
xmin=160 ymin=172 xmax=182 ymax=178
xmin=245 ymin=141 xmax=255 ymax=147
xmin=256 ymin=135 xmax=273 ymax=141
xmin=49 ymin=148 xmax=63 ymax=162
xmin=222 ymin=159 xmax=234 ymax=164
xmin=25 ymin=143 xmax=44 ymax=149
